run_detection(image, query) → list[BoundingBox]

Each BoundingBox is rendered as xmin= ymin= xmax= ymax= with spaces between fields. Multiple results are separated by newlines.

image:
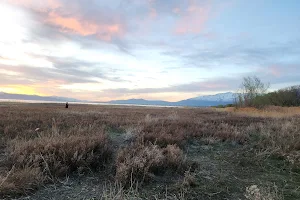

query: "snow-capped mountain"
xmin=189 ymin=92 xmax=236 ymax=102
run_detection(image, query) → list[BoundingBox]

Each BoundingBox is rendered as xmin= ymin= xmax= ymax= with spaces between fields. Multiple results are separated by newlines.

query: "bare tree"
xmin=235 ymin=76 xmax=270 ymax=107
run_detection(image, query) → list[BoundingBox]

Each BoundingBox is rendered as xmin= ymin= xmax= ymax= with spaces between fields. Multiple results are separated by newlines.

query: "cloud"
xmin=267 ymin=66 xmax=282 ymax=77
xmin=7 ymin=0 xmax=62 ymax=10
xmin=0 ymin=55 xmax=126 ymax=99
xmin=1 ymin=65 xmax=95 ymax=85
xmin=102 ymin=77 xmax=238 ymax=94
xmin=45 ymin=11 xmax=124 ymax=41
xmin=46 ymin=56 xmax=126 ymax=82
xmin=6 ymin=0 xmax=139 ymax=56
xmin=174 ymin=0 xmax=211 ymax=35
xmin=2 ymin=0 xmax=300 ymax=101
xmin=100 ymin=62 xmax=300 ymax=98
xmin=7 ymin=0 xmax=126 ymax=42
xmin=162 ymin=39 xmax=300 ymax=69
xmin=3 ymin=0 xmax=222 ymax=55
xmin=258 ymin=63 xmax=300 ymax=80
xmin=0 ymin=54 xmax=127 ymax=85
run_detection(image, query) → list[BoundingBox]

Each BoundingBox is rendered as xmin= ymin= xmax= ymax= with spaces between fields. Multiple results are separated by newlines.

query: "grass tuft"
xmin=115 ymin=138 xmax=187 ymax=185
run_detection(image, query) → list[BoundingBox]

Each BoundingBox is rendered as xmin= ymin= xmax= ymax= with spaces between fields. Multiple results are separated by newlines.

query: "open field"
xmin=0 ymin=103 xmax=300 ymax=199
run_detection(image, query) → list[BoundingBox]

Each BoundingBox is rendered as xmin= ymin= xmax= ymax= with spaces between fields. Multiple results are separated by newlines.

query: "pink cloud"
xmin=256 ymin=65 xmax=284 ymax=77
xmin=172 ymin=7 xmax=181 ymax=14
xmin=268 ymin=66 xmax=282 ymax=77
xmin=149 ymin=7 xmax=157 ymax=18
xmin=7 ymin=0 xmax=125 ymax=41
xmin=46 ymin=12 xmax=124 ymax=41
xmin=147 ymin=0 xmax=157 ymax=18
xmin=174 ymin=0 xmax=211 ymax=35
xmin=47 ymin=12 xmax=98 ymax=36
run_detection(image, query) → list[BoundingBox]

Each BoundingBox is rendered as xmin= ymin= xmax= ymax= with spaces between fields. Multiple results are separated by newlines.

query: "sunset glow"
xmin=1 ymin=0 xmax=300 ymax=101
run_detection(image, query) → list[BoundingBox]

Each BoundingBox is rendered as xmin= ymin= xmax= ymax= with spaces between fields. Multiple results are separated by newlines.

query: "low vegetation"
xmin=235 ymin=76 xmax=300 ymax=108
xmin=116 ymin=140 xmax=187 ymax=185
xmin=253 ymin=86 xmax=300 ymax=107
xmin=8 ymin=133 xmax=112 ymax=177
xmin=0 ymin=103 xmax=299 ymax=199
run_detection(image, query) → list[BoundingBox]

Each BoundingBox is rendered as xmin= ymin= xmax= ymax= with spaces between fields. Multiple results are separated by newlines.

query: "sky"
xmin=0 ymin=0 xmax=300 ymax=102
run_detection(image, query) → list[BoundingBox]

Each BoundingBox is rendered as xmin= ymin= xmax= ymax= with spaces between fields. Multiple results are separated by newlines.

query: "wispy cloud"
xmin=1 ymin=0 xmax=300 ymax=101
xmin=174 ymin=0 xmax=211 ymax=34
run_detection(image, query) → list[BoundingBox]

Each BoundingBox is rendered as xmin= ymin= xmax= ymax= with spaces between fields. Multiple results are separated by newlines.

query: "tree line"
xmin=235 ymin=76 xmax=300 ymax=108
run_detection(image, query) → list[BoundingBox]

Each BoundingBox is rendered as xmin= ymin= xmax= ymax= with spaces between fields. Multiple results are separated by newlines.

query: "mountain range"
xmin=0 ymin=92 xmax=79 ymax=102
xmin=0 ymin=92 xmax=236 ymax=107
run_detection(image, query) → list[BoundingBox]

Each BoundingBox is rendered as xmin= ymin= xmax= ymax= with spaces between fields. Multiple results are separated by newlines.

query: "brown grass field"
xmin=0 ymin=103 xmax=300 ymax=199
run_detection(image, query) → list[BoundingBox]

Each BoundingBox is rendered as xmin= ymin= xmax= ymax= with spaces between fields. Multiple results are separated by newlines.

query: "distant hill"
xmin=174 ymin=99 xmax=233 ymax=107
xmin=107 ymin=93 xmax=235 ymax=107
xmin=189 ymin=92 xmax=236 ymax=102
xmin=106 ymin=98 xmax=233 ymax=107
xmin=0 ymin=92 xmax=235 ymax=107
xmin=108 ymin=99 xmax=172 ymax=106
xmin=0 ymin=92 xmax=80 ymax=102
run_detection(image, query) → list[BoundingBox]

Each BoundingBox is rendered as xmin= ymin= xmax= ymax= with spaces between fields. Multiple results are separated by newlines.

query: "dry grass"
xmin=100 ymin=181 xmax=185 ymax=200
xmin=0 ymin=103 xmax=300 ymax=198
xmin=8 ymin=133 xmax=112 ymax=176
xmin=244 ymin=184 xmax=283 ymax=200
xmin=245 ymin=118 xmax=300 ymax=164
xmin=0 ymin=132 xmax=112 ymax=197
xmin=101 ymin=182 xmax=141 ymax=200
xmin=0 ymin=105 xmax=116 ymax=197
xmin=0 ymin=167 xmax=44 ymax=196
xmin=181 ymin=170 xmax=197 ymax=187
xmin=115 ymin=138 xmax=187 ymax=185
xmin=219 ymin=106 xmax=300 ymax=118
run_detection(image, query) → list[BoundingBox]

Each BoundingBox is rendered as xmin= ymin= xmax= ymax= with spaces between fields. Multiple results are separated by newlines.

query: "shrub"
xmin=115 ymin=140 xmax=187 ymax=185
xmin=7 ymin=133 xmax=112 ymax=178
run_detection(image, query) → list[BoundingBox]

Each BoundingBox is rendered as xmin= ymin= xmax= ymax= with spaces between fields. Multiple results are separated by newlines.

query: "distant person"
xmin=65 ymin=102 xmax=69 ymax=108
